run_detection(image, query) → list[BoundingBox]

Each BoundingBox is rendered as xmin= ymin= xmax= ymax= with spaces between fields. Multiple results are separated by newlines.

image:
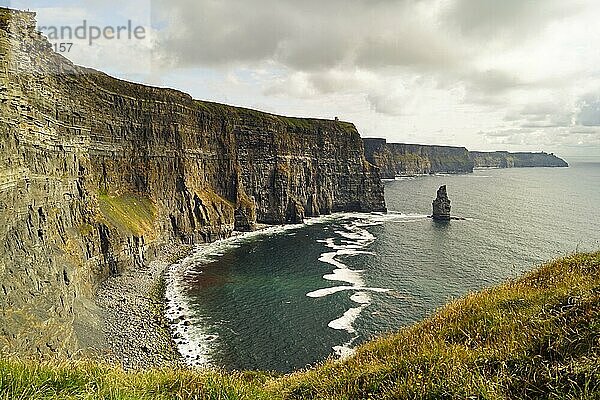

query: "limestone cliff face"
xmin=469 ymin=151 xmax=569 ymax=168
xmin=363 ymin=138 xmax=474 ymax=178
xmin=0 ymin=9 xmax=385 ymax=356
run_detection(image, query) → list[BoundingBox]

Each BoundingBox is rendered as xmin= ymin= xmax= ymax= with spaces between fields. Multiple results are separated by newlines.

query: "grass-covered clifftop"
xmin=2 ymin=251 xmax=599 ymax=399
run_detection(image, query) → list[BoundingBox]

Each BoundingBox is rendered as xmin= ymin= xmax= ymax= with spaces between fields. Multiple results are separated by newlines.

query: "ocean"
xmin=165 ymin=163 xmax=600 ymax=373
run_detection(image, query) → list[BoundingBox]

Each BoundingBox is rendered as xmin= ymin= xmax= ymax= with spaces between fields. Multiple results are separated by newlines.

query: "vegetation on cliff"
xmin=98 ymin=193 xmax=157 ymax=237
xmin=2 ymin=251 xmax=599 ymax=399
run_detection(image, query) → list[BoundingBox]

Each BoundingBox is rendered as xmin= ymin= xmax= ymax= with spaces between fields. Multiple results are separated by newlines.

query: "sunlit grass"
xmin=97 ymin=193 xmax=156 ymax=237
xmin=2 ymin=251 xmax=599 ymax=399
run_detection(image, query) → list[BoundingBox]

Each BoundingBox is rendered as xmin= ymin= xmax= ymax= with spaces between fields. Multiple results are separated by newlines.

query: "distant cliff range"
xmin=469 ymin=151 xmax=569 ymax=169
xmin=363 ymin=138 xmax=568 ymax=179
xmin=363 ymin=138 xmax=474 ymax=179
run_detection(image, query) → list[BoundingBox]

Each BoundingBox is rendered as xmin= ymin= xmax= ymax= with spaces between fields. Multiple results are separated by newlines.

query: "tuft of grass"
xmin=97 ymin=193 xmax=156 ymax=237
xmin=2 ymin=252 xmax=600 ymax=399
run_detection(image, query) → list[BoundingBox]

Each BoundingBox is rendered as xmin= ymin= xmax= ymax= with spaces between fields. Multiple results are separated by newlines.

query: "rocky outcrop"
xmin=0 ymin=8 xmax=385 ymax=357
xmin=432 ymin=185 xmax=451 ymax=221
xmin=469 ymin=151 xmax=568 ymax=168
xmin=363 ymin=138 xmax=474 ymax=178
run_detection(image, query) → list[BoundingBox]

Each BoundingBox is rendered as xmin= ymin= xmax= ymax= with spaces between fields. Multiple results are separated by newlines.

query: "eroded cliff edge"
xmin=363 ymin=138 xmax=474 ymax=178
xmin=0 ymin=9 xmax=385 ymax=356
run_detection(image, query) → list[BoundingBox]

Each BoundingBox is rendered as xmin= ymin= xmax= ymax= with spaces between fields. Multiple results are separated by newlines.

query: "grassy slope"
xmin=97 ymin=193 xmax=157 ymax=237
xmin=1 ymin=252 xmax=599 ymax=399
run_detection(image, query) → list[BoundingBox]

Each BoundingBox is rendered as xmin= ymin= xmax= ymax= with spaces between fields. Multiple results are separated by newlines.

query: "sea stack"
xmin=432 ymin=185 xmax=451 ymax=221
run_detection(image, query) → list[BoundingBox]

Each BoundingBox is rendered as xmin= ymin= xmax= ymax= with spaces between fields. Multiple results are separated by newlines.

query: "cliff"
xmin=0 ymin=8 xmax=385 ymax=356
xmin=363 ymin=138 xmax=474 ymax=178
xmin=469 ymin=151 xmax=569 ymax=168
xmin=363 ymin=138 xmax=569 ymax=178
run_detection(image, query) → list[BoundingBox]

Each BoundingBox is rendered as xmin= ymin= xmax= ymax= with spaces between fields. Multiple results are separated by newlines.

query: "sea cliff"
xmin=469 ymin=151 xmax=569 ymax=168
xmin=363 ymin=138 xmax=474 ymax=178
xmin=0 ymin=8 xmax=385 ymax=357
xmin=364 ymin=138 xmax=568 ymax=178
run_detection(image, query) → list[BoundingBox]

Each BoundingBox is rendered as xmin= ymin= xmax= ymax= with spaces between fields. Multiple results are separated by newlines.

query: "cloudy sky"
xmin=6 ymin=0 xmax=600 ymax=160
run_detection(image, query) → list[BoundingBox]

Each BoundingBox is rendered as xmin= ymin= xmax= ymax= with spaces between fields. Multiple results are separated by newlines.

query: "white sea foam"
xmin=328 ymin=305 xmax=366 ymax=333
xmin=332 ymin=344 xmax=356 ymax=358
xmin=305 ymin=214 xmax=403 ymax=358
xmin=167 ymin=211 xmax=410 ymax=367
xmin=164 ymin=268 xmax=215 ymax=366
xmin=165 ymin=213 xmax=355 ymax=366
xmin=350 ymin=291 xmax=371 ymax=304
xmin=323 ymin=269 xmax=365 ymax=286
xmin=306 ymin=286 xmax=389 ymax=298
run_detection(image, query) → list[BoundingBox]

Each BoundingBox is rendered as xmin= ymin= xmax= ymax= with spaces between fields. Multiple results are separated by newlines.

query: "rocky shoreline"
xmin=95 ymin=244 xmax=192 ymax=370
xmin=94 ymin=226 xmax=274 ymax=370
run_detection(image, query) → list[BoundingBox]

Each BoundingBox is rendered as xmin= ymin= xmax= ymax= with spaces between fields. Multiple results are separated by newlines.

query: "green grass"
xmin=0 ymin=360 xmax=272 ymax=400
xmin=2 ymin=252 xmax=600 ymax=399
xmin=193 ymin=100 xmax=356 ymax=133
xmin=97 ymin=193 xmax=156 ymax=237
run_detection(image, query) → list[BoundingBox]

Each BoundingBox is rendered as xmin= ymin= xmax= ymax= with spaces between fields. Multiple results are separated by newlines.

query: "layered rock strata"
xmin=363 ymin=138 xmax=474 ymax=178
xmin=0 ymin=8 xmax=385 ymax=356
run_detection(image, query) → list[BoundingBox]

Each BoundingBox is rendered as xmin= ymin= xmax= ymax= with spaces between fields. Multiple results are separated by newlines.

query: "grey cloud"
xmin=480 ymin=123 xmax=600 ymax=150
xmin=502 ymin=101 xmax=575 ymax=131
xmin=506 ymin=92 xmax=600 ymax=131
xmin=152 ymin=0 xmax=464 ymax=71
xmin=462 ymin=69 xmax=523 ymax=94
xmin=366 ymin=92 xmax=406 ymax=116
xmin=570 ymin=127 xmax=600 ymax=135
xmin=577 ymin=94 xmax=600 ymax=126
xmin=154 ymin=0 xmax=290 ymax=66
xmin=442 ymin=0 xmax=584 ymax=42
xmin=480 ymin=130 xmax=513 ymax=138
xmin=148 ymin=0 xmax=600 ymax=151
xmin=354 ymin=35 xmax=459 ymax=70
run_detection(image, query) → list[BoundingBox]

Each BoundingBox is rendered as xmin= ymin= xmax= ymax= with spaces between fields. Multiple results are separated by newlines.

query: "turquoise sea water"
xmin=166 ymin=163 xmax=600 ymax=372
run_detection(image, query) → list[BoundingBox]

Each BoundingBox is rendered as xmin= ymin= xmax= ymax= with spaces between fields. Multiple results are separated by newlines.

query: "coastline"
xmin=95 ymin=243 xmax=192 ymax=370
xmin=95 ymin=225 xmax=273 ymax=370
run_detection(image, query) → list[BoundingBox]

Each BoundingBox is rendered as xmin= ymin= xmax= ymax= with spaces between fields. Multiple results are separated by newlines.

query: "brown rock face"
xmin=432 ymin=185 xmax=451 ymax=221
xmin=363 ymin=138 xmax=474 ymax=178
xmin=0 ymin=8 xmax=385 ymax=356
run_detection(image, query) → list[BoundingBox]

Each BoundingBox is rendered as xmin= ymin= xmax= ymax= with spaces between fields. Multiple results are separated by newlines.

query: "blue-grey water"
xmin=166 ymin=163 xmax=600 ymax=373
